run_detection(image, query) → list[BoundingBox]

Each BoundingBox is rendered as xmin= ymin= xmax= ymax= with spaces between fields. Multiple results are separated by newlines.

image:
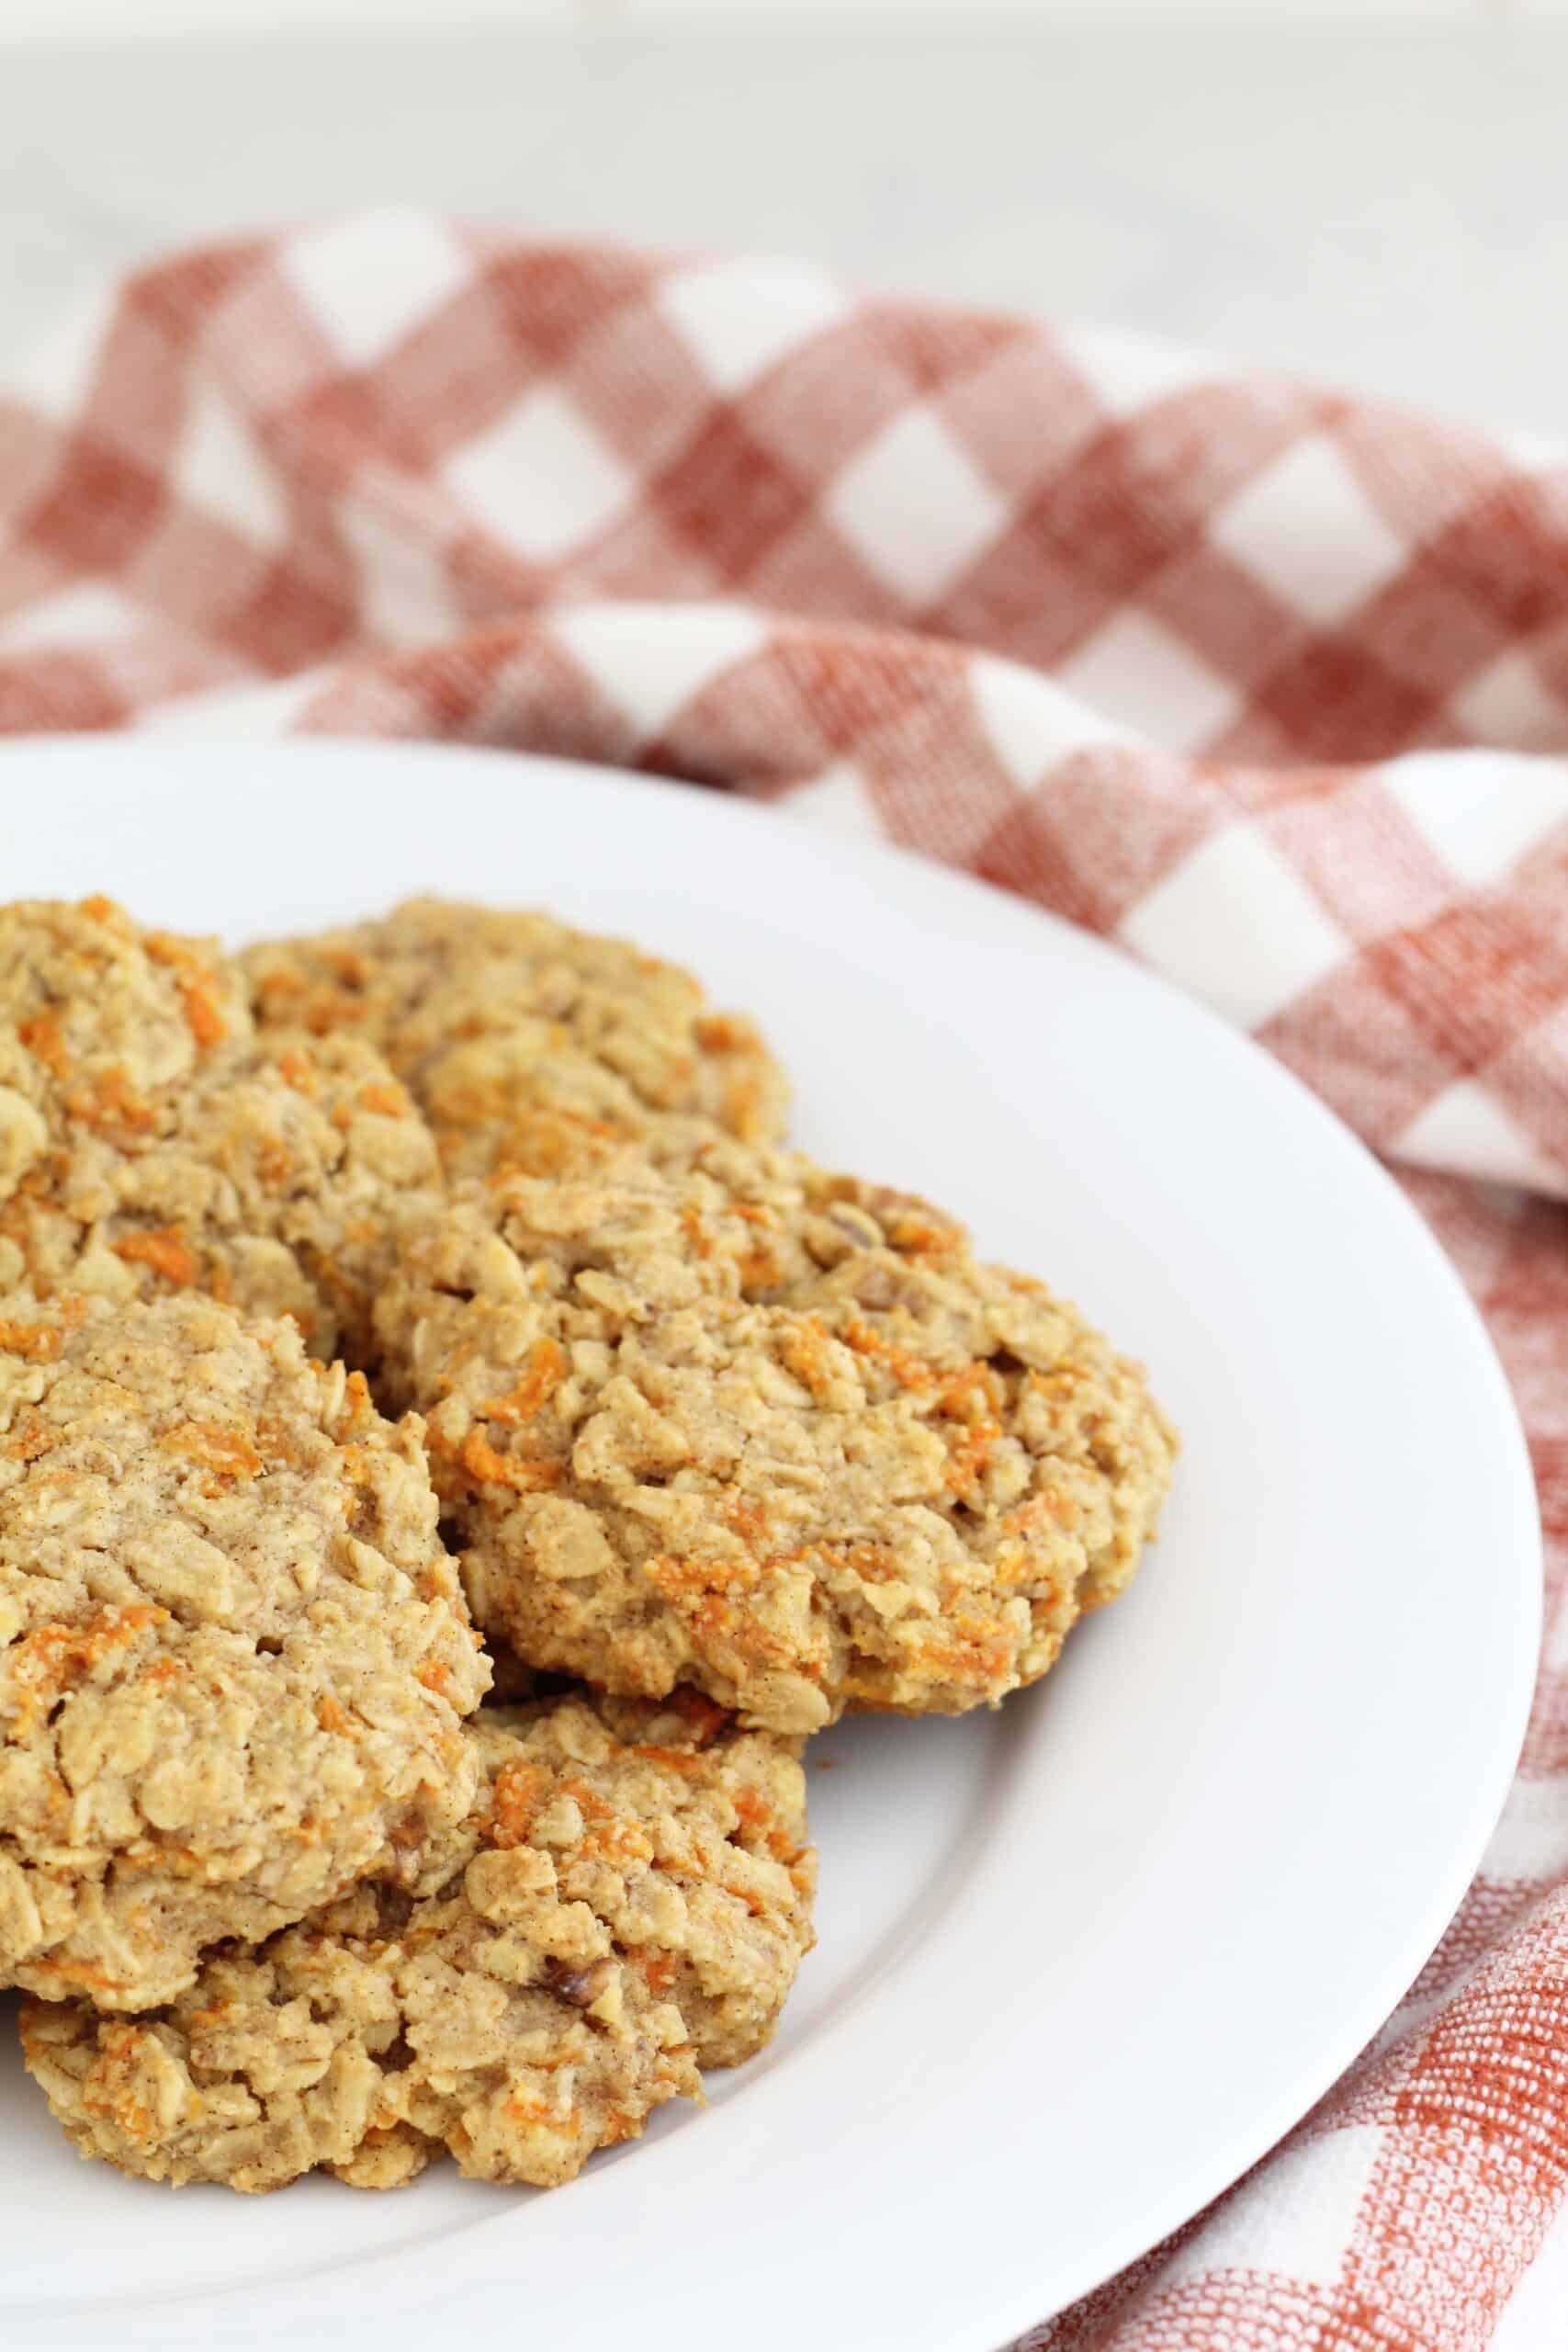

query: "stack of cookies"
xmin=0 ymin=894 xmax=1175 ymax=2197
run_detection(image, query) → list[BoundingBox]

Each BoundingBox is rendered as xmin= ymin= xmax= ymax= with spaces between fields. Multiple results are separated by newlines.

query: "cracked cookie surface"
xmin=378 ymin=1140 xmax=1177 ymax=1734
xmin=242 ymin=897 xmax=789 ymax=1182
xmin=21 ymin=1690 xmax=813 ymax=2190
xmin=0 ymin=1292 xmax=487 ymax=2010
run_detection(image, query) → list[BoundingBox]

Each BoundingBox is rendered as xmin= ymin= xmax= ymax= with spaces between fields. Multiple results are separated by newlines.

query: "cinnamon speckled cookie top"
xmin=22 ymin=1690 xmax=814 ymax=2192
xmin=241 ymin=897 xmax=789 ymax=1182
xmin=377 ymin=1139 xmax=1176 ymax=1734
xmin=0 ymin=1290 xmax=487 ymax=2011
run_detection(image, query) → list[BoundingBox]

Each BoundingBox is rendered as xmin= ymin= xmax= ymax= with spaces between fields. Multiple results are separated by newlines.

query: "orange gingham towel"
xmin=4 ymin=209 xmax=1568 ymax=2350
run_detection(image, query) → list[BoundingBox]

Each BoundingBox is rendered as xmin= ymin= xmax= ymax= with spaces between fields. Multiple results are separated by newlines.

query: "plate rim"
xmin=0 ymin=734 xmax=1542 ymax=2351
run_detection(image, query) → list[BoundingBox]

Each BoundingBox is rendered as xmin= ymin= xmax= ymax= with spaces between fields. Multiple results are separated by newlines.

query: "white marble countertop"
xmin=3 ymin=21 xmax=1567 ymax=2346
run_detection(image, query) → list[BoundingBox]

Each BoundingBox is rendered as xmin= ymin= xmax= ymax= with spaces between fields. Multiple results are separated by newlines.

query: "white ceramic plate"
xmin=0 ymin=740 xmax=1540 ymax=2352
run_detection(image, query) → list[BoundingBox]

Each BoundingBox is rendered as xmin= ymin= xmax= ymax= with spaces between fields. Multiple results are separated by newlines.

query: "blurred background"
xmin=3 ymin=0 xmax=1568 ymax=435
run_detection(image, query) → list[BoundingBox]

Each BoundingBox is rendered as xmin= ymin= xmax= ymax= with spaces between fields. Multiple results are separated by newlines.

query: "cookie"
xmin=377 ymin=1140 xmax=1177 ymax=1734
xmin=0 ymin=899 xmax=444 ymax=1363
xmin=0 ymin=896 xmax=251 ymax=1141
xmin=0 ymin=1292 xmax=487 ymax=2010
xmin=21 ymin=1690 xmax=814 ymax=2191
xmin=241 ymin=897 xmax=789 ymax=1182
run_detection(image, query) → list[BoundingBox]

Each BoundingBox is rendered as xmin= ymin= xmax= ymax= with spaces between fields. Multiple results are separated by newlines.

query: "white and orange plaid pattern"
xmin=3 ymin=210 xmax=1567 ymax=2350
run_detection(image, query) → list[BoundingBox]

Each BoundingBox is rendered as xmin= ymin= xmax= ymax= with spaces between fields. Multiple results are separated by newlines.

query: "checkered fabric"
xmin=3 ymin=210 xmax=1567 ymax=2348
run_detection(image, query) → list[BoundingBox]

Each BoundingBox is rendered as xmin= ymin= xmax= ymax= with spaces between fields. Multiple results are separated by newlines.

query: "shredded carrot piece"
xmin=663 ymin=1687 xmax=732 ymax=1742
xmin=113 ymin=1227 xmax=197 ymax=1286
xmin=559 ymin=1777 xmax=615 ymax=1823
xmin=8 ymin=1604 xmax=167 ymax=1729
xmin=275 ymin=1046 xmax=320 ymax=1096
xmin=732 ymin=1785 xmax=773 ymax=1835
xmin=944 ymin=1427 xmax=1001 ymax=1501
xmin=17 ymin=1012 xmax=69 ymax=1077
xmin=725 ymin=1069 xmax=767 ymax=1139
xmin=160 ymin=1419 xmax=263 ymax=1482
xmin=323 ymin=947 xmax=372 ymax=987
xmin=582 ymin=1815 xmax=656 ymax=1866
xmin=4 ymin=1416 xmax=57 ymax=1462
xmin=458 ymin=1427 xmax=560 ymax=1492
xmin=907 ymin=1618 xmax=1015 ymax=1682
xmin=938 ymin=1361 xmax=1006 ymax=1419
xmin=26 ymin=1956 xmax=130 ymax=1996
xmin=179 ymin=981 xmax=226 ymax=1047
xmin=358 ymin=1081 xmax=407 ymax=1117
xmin=681 ymin=1202 xmax=712 ymax=1257
xmin=779 ymin=1318 xmax=838 ymax=1401
xmin=334 ymin=1370 xmax=377 ymax=1438
xmin=645 ymin=1553 xmax=760 ymax=1600
xmin=694 ymin=1014 xmax=750 ymax=1054
xmin=628 ymin=1948 xmax=679 ymax=1994
xmin=887 ymin=1212 xmax=957 ymax=1255
xmin=841 ymin=1316 xmax=936 ymax=1392
xmin=0 ymin=1318 xmax=62 ymax=1363
xmin=67 ymin=1066 xmax=157 ymax=1135
xmin=183 ymin=2001 xmax=236 ymax=2030
xmin=724 ymin=1496 xmax=765 ymax=1544
xmin=480 ymin=1339 xmax=567 ymax=1427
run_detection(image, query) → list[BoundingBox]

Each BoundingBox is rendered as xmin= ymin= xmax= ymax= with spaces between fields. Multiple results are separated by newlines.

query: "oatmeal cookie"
xmin=21 ymin=1690 xmax=814 ymax=2190
xmin=0 ymin=1292 xmax=487 ymax=2010
xmin=241 ymin=898 xmax=789 ymax=1182
xmin=0 ymin=896 xmax=250 ymax=1160
xmin=0 ymin=900 xmax=444 ymax=1363
xmin=377 ymin=1141 xmax=1177 ymax=1734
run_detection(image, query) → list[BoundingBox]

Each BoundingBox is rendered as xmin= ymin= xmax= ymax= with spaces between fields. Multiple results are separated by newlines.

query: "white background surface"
xmin=6 ymin=1 xmax=1568 ymax=32
xmin=3 ymin=17 xmax=1567 ymax=2343
xmin=0 ymin=18 xmax=1566 ymax=436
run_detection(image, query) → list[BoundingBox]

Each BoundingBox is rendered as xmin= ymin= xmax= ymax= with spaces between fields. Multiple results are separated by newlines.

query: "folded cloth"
xmin=2 ymin=209 xmax=1566 ymax=2351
